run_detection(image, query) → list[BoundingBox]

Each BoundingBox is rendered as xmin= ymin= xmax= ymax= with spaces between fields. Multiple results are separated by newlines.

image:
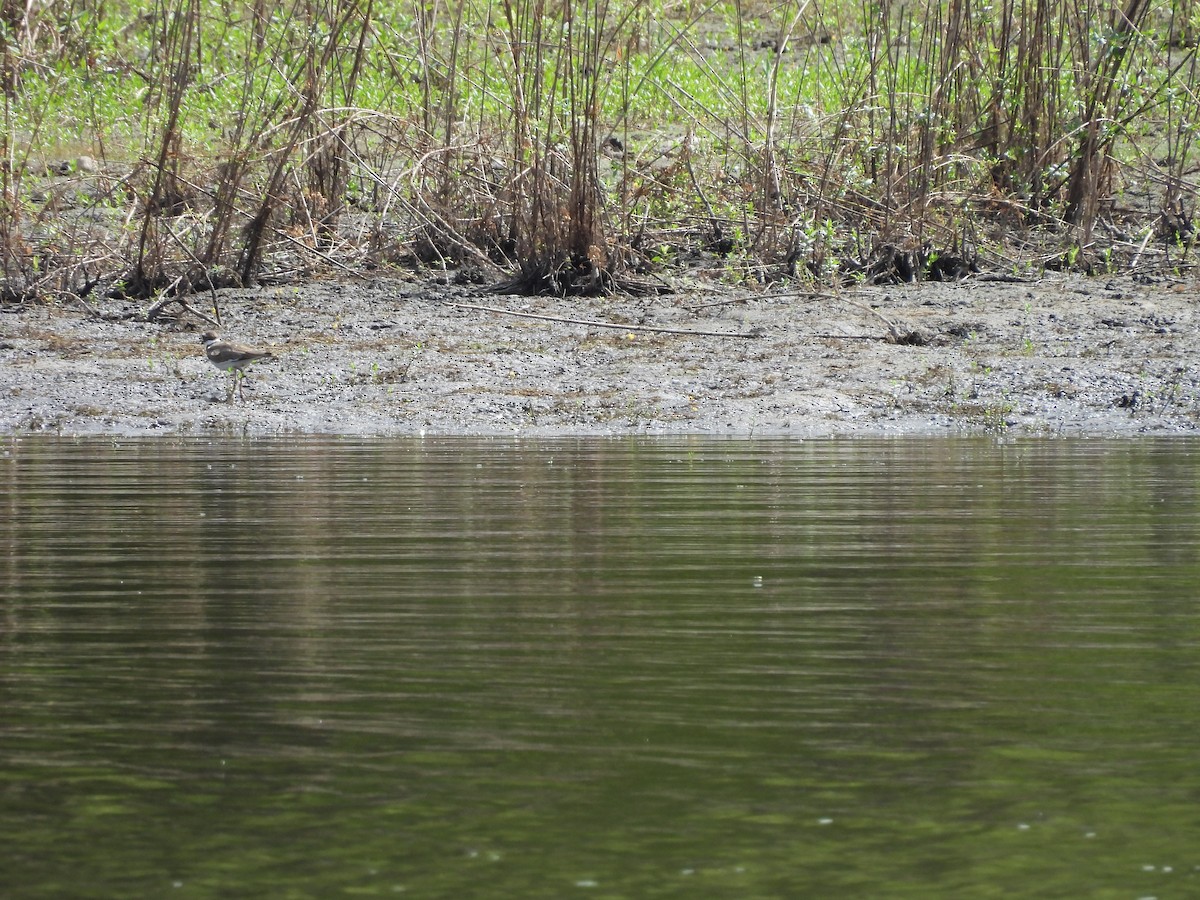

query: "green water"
xmin=2 ymin=437 xmax=1199 ymax=898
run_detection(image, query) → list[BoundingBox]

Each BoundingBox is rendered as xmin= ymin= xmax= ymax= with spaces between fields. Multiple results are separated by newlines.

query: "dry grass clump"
xmin=0 ymin=0 xmax=1197 ymax=312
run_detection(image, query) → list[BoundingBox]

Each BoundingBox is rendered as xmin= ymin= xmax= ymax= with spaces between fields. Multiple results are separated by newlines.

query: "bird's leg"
xmin=235 ymin=369 xmax=246 ymax=401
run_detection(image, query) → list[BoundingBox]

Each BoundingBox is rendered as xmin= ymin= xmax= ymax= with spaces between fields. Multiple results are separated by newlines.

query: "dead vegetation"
xmin=0 ymin=0 xmax=1198 ymax=315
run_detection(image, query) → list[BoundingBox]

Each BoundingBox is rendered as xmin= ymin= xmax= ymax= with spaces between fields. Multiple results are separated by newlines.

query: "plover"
xmin=201 ymin=331 xmax=274 ymax=400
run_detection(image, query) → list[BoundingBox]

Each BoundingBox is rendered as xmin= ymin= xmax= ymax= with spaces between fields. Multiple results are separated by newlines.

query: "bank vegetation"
xmin=1 ymin=0 xmax=1197 ymax=308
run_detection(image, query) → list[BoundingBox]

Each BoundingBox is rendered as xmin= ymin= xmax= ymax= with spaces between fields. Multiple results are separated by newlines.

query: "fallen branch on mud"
xmin=146 ymin=293 xmax=219 ymax=327
xmin=759 ymin=289 xmax=927 ymax=345
xmin=431 ymin=298 xmax=762 ymax=339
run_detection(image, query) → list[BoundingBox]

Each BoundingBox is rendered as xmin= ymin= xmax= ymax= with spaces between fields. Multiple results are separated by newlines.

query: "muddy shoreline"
xmin=2 ymin=273 xmax=1198 ymax=437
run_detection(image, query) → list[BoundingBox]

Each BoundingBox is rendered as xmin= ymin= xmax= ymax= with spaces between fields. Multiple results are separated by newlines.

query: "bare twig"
xmin=146 ymin=291 xmax=219 ymax=326
xmin=431 ymin=297 xmax=760 ymax=338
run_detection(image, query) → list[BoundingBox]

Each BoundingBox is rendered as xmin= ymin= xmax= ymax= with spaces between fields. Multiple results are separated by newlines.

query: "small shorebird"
xmin=201 ymin=331 xmax=274 ymax=400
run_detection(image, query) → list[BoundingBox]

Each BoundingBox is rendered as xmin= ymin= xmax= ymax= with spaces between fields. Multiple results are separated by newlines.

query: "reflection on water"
xmin=2 ymin=436 xmax=1199 ymax=898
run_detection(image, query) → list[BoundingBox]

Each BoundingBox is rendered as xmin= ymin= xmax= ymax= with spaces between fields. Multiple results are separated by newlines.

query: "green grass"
xmin=1 ymin=0 xmax=1198 ymax=304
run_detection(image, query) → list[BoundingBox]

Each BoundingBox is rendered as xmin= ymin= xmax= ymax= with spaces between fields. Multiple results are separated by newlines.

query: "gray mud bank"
xmin=2 ymin=274 xmax=1198 ymax=437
